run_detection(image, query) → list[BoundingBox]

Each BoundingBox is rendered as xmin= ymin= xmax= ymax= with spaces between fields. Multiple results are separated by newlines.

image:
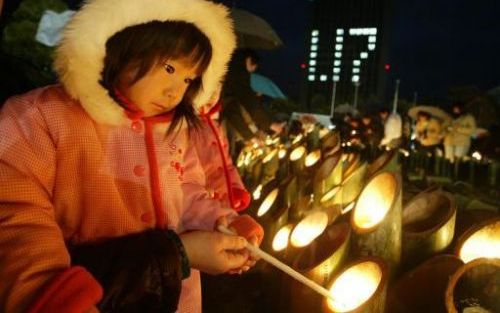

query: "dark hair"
xmin=239 ymin=48 xmax=260 ymax=65
xmin=101 ymin=21 xmax=213 ymax=134
xmin=417 ymin=111 xmax=431 ymax=119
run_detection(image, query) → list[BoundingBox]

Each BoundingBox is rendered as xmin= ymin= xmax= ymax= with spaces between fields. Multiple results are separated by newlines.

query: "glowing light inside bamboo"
xmin=257 ymin=188 xmax=279 ymax=217
xmin=290 ymin=211 xmax=328 ymax=247
xmin=341 ymin=202 xmax=355 ymax=214
xmin=272 ymin=224 xmax=294 ymax=251
xmin=290 ymin=146 xmax=306 ymax=161
xmin=305 ymin=150 xmax=321 ymax=167
xmin=292 ymin=134 xmax=303 ymax=145
xmin=327 ymin=261 xmax=382 ymax=312
xmin=459 ymin=221 xmax=500 ymax=263
xmin=279 ymin=147 xmax=287 ymax=159
xmin=252 ymin=184 xmax=263 ymax=200
xmin=353 ymin=173 xmax=395 ymax=229
xmin=321 ymin=186 xmax=340 ymax=203
xmin=263 ymin=149 xmax=278 ymax=163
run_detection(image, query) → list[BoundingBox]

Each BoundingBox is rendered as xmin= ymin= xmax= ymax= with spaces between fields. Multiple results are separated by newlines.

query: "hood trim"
xmin=54 ymin=0 xmax=236 ymax=125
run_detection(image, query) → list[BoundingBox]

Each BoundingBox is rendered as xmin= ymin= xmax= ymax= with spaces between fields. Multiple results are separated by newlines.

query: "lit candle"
xmin=290 ymin=211 xmax=329 ymax=247
xmin=257 ymin=188 xmax=279 ymax=217
xmin=326 ymin=260 xmax=384 ymax=312
xmin=458 ymin=219 xmax=500 ymax=263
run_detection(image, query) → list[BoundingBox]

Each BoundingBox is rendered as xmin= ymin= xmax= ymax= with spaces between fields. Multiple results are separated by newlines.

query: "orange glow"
xmin=290 ymin=146 xmax=306 ymax=161
xmin=291 ymin=211 xmax=328 ymax=247
xmin=327 ymin=261 xmax=382 ymax=312
xmin=257 ymin=188 xmax=279 ymax=217
xmin=459 ymin=220 xmax=500 ymax=263
xmin=341 ymin=202 xmax=355 ymax=214
xmin=272 ymin=224 xmax=294 ymax=251
xmin=305 ymin=150 xmax=321 ymax=167
xmin=353 ymin=173 xmax=396 ymax=229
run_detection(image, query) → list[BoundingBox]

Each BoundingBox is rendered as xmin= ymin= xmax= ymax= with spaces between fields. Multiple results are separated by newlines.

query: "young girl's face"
xmin=118 ymin=57 xmax=199 ymax=117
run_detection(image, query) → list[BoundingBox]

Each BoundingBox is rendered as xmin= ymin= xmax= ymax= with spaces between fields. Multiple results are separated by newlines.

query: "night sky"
xmin=221 ymin=0 xmax=500 ymax=104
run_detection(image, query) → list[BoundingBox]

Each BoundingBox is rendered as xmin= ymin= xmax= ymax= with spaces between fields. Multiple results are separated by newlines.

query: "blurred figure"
xmin=221 ymin=48 xmax=273 ymax=157
xmin=379 ymin=108 xmax=402 ymax=149
xmin=361 ymin=114 xmax=382 ymax=159
xmin=444 ymin=102 xmax=477 ymax=162
xmin=414 ymin=111 xmax=444 ymax=155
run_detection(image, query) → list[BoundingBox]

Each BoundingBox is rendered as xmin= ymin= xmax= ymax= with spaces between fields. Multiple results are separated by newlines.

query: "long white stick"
xmin=217 ymin=225 xmax=335 ymax=301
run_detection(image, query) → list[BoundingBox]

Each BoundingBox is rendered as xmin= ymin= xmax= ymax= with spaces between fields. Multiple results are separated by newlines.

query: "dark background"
xmin=221 ymin=0 xmax=500 ymax=104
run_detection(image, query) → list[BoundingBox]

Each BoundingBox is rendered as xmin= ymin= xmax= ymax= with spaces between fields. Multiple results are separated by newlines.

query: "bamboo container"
xmin=401 ymin=190 xmax=457 ymax=270
xmin=387 ymin=254 xmax=464 ymax=313
xmin=290 ymin=145 xmax=307 ymax=176
xmin=289 ymin=222 xmax=352 ymax=313
xmin=339 ymin=161 xmax=368 ymax=205
xmin=260 ymin=148 xmax=280 ymax=185
xmin=313 ymin=152 xmax=343 ymax=204
xmin=322 ymin=257 xmax=388 ymax=313
xmin=351 ymin=172 xmax=402 ymax=275
xmin=367 ymin=149 xmax=399 ymax=178
xmin=445 ymin=258 xmax=500 ymax=313
xmin=321 ymin=131 xmax=341 ymax=156
xmin=454 ymin=217 xmax=500 ymax=263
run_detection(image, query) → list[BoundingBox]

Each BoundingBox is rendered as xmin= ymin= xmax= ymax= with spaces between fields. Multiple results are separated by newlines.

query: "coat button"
xmin=141 ymin=212 xmax=153 ymax=223
xmin=131 ymin=121 xmax=143 ymax=133
xmin=134 ymin=165 xmax=146 ymax=176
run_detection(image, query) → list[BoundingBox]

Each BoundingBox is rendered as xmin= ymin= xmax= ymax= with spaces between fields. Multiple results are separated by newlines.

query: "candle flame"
xmin=459 ymin=221 xmax=500 ymax=263
xmin=472 ymin=151 xmax=482 ymax=161
xmin=257 ymin=188 xmax=279 ymax=217
xmin=305 ymin=150 xmax=321 ymax=167
xmin=290 ymin=146 xmax=306 ymax=161
xmin=327 ymin=261 xmax=382 ymax=312
xmin=290 ymin=211 xmax=328 ymax=247
xmin=272 ymin=224 xmax=294 ymax=251
xmin=353 ymin=173 xmax=395 ymax=229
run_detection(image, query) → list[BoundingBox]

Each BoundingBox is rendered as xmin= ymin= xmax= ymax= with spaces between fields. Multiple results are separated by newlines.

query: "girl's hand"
xmin=180 ymin=230 xmax=249 ymax=275
xmin=215 ymin=215 xmax=261 ymax=275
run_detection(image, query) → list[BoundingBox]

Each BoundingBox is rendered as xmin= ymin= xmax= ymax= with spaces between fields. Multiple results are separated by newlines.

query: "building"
xmin=302 ymin=0 xmax=394 ymax=113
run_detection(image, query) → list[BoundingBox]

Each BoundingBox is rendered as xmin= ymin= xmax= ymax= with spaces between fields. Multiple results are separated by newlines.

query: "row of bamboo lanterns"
xmin=235 ymin=125 xmax=499 ymax=313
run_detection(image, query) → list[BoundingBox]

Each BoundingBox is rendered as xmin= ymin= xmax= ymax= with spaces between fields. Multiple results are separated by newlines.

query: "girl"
xmin=0 ymin=0 xmax=263 ymax=312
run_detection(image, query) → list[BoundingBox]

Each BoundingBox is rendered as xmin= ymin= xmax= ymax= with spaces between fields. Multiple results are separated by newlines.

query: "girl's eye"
xmin=164 ymin=64 xmax=175 ymax=74
xmin=184 ymin=78 xmax=194 ymax=84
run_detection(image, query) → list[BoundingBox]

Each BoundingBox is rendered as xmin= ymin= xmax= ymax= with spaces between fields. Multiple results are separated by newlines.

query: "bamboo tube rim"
xmin=454 ymin=217 xmax=500 ymax=263
xmin=257 ymin=188 xmax=279 ymax=217
xmin=293 ymin=222 xmax=351 ymax=272
xmin=290 ymin=146 xmax=307 ymax=161
xmin=314 ymin=152 xmax=342 ymax=182
xmin=402 ymin=191 xmax=457 ymax=236
xmin=367 ymin=149 xmax=397 ymax=177
xmin=290 ymin=210 xmax=329 ymax=248
xmin=305 ymin=149 xmax=322 ymax=167
xmin=351 ymin=172 xmax=400 ymax=234
xmin=324 ymin=256 xmax=388 ymax=313
xmin=444 ymin=257 xmax=500 ymax=313
xmin=263 ymin=149 xmax=278 ymax=163
xmin=272 ymin=223 xmax=294 ymax=252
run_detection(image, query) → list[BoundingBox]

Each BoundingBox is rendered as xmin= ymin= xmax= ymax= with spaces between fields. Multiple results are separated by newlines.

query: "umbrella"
xmin=251 ymin=73 xmax=286 ymax=99
xmin=333 ymin=103 xmax=359 ymax=116
xmin=408 ymin=105 xmax=451 ymax=122
xmin=230 ymin=8 xmax=283 ymax=50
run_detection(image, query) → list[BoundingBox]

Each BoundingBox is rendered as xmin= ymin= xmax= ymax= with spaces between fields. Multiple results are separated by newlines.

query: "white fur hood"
xmin=54 ymin=0 xmax=236 ymax=125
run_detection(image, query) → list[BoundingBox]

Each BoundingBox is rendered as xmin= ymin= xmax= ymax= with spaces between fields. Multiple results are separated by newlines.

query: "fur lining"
xmin=54 ymin=0 xmax=236 ymax=125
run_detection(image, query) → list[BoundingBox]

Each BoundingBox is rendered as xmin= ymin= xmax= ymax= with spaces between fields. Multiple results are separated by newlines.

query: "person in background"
xmin=0 ymin=0 xmax=263 ymax=312
xmin=444 ymin=102 xmax=477 ymax=162
xmin=221 ymin=48 xmax=274 ymax=157
xmin=414 ymin=111 xmax=444 ymax=155
xmin=379 ymin=108 xmax=402 ymax=149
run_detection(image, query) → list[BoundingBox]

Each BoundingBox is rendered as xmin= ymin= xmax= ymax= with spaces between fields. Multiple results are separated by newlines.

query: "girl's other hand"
xmin=180 ymin=230 xmax=249 ymax=275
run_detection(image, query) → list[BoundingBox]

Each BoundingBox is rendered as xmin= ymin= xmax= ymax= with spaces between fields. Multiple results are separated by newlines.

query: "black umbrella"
xmin=230 ymin=8 xmax=283 ymax=50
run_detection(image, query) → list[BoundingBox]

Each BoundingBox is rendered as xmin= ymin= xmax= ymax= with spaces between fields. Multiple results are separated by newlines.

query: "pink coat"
xmin=0 ymin=85 xmax=238 ymax=313
xmin=195 ymin=102 xmax=250 ymax=212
